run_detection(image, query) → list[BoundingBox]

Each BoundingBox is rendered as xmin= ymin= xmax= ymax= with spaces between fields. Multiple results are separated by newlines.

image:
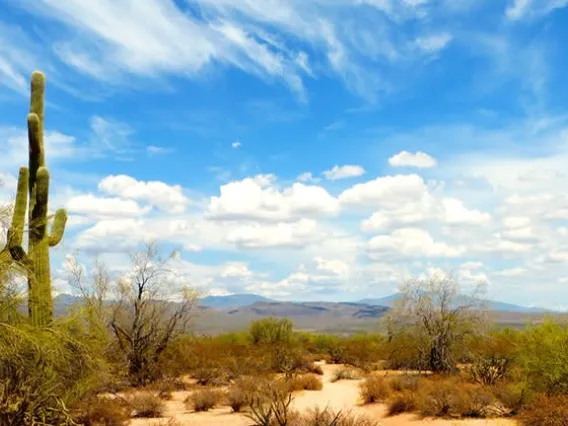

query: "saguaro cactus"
xmin=3 ymin=71 xmax=68 ymax=326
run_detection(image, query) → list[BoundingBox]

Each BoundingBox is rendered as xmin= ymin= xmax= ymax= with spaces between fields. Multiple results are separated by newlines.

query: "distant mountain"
xmin=200 ymin=293 xmax=273 ymax=309
xmin=359 ymin=294 xmax=555 ymax=313
xmin=227 ymin=301 xmax=389 ymax=319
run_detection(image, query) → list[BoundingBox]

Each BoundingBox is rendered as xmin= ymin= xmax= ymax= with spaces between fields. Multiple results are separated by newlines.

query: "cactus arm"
xmin=7 ymin=167 xmax=29 ymax=262
xmin=48 ymin=208 xmax=67 ymax=247
xmin=29 ymin=71 xmax=45 ymax=155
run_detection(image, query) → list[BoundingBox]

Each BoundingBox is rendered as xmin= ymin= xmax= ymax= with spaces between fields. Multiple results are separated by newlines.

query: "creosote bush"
xmin=128 ymin=391 xmax=166 ymax=418
xmin=186 ymin=388 xmax=225 ymax=412
xmin=331 ymin=366 xmax=361 ymax=382
xmin=285 ymin=374 xmax=323 ymax=392
xmin=72 ymin=396 xmax=130 ymax=426
xmin=359 ymin=376 xmax=392 ymax=404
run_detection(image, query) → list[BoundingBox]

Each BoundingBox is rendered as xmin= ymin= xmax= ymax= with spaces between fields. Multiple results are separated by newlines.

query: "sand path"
xmin=130 ymin=363 xmax=518 ymax=426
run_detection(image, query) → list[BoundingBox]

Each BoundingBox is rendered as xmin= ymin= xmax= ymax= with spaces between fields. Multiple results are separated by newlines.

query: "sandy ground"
xmin=130 ymin=363 xmax=518 ymax=426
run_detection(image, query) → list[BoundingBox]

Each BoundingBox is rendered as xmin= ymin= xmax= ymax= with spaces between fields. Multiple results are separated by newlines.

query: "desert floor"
xmin=130 ymin=363 xmax=518 ymax=426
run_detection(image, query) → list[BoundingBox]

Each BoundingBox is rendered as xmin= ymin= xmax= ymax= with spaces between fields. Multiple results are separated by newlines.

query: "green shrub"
xmin=517 ymin=321 xmax=568 ymax=395
xmin=249 ymin=318 xmax=294 ymax=345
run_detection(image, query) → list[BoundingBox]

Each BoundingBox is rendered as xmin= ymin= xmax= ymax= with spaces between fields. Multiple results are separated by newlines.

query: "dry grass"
xmin=72 ymin=396 xmax=130 ymax=426
xmin=127 ymin=391 xmax=166 ymax=418
xmin=307 ymin=363 xmax=324 ymax=375
xmin=330 ymin=366 xmax=361 ymax=382
xmin=149 ymin=419 xmax=182 ymax=426
xmin=359 ymin=375 xmax=392 ymax=404
xmin=292 ymin=407 xmax=379 ymax=426
xmin=286 ymin=374 xmax=324 ymax=392
xmin=186 ymin=388 xmax=225 ymax=412
xmin=389 ymin=375 xmax=420 ymax=392
xmin=518 ymin=394 xmax=568 ymax=426
xmin=387 ymin=390 xmax=418 ymax=416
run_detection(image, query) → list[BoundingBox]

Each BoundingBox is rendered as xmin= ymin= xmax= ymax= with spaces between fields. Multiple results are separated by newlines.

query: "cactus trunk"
xmin=1 ymin=71 xmax=67 ymax=326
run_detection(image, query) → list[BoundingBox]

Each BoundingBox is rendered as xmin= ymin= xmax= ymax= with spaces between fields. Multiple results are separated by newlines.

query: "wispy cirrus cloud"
xmin=6 ymin=0 xmax=458 ymax=102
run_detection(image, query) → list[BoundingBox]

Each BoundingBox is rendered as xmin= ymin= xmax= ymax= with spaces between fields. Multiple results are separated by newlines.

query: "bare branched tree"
xmin=385 ymin=271 xmax=487 ymax=373
xmin=110 ymin=242 xmax=198 ymax=384
xmin=67 ymin=241 xmax=198 ymax=384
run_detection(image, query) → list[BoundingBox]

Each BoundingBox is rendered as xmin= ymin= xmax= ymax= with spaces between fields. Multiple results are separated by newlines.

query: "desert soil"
xmin=130 ymin=363 xmax=518 ymax=426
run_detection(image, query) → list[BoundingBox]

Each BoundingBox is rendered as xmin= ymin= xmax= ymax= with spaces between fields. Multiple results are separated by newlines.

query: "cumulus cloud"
xmin=322 ymin=165 xmax=366 ymax=180
xmin=367 ymin=228 xmax=465 ymax=259
xmin=207 ymin=176 xmax=340 ymax=222
xmin=98 ymin=174 xmax=189 ymax=213
xmin=388 ymin=151 xmax=438 ymax=168
xmin=66 ymin=194 xmax=151 ymax=217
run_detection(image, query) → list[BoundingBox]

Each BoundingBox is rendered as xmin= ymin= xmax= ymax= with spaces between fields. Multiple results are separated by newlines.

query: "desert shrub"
xmin=0 ymin=321 xmax=108 ymax=426
xmin=413 ymin=377 xmax=495 ymax=419
xmin=246 ymin=382 xmax=294 ymax=426
xmin=192 ymin=367 xmax=230 ymax=386
xmin=518 ymin=394 xmax=568 ymax=426
xmin=286 ymin=374 xmax=323 ymax=391
xmin=333 ymin=334 xmax=386 ymax=371
xmin=389 ymin=375 xmax=420 ymax=392
xmin=359 ymin=376 xmax=392 ymax=404
xmin=249 ymin=317 xmax=294 ymax=345
xmin=384 ymin=332 xmax=428 ymax=371
xmin=149 ymin=419 xmax=182 ymax=426
xmin=457 ymin=386 xmax=495 ymax=418
xmin=307 ymin=363 xmax=324 ymax=375
xmin=128 ymin=392 xmax=166 ymax=418
xmin=331 ymin=366 xmax=361 ymax=382
xmin=517 ymin=321 xmax=568 ymax=395
xmin=227 ymin=387 xmax=248 ymax=413
xmin=387 ymin=391 xmax=418 ymax=416
xmin=468 ymin=355 xmax=510 ymax=386
xmin=186 ymin=388 xmax=225 ymax=412
xmin=414 ymin=378 xmax=459 ymax=418
xmin=72 ymin=396 xmax=130 ymax=426
xmin=492 ymin=381 xmax=535 ymax=415
xmin=293 ymin=407 xmax=379 ymax=426
xmin=143 ymin=378 xmax=184 ymax=400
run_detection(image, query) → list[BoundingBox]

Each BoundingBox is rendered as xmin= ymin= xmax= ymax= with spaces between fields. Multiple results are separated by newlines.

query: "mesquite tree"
xmin=386 ymin=272 xmax=486 ymax=373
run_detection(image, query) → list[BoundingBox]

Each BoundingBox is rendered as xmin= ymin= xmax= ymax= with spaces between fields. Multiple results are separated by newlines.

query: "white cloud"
xmin=505 ymin=0 xmax=568 ymax=20
xmin=340 ymin=174 xmax=430 ymax=209
xmin=388 ymin=151 xmax=438 ymax=168
xmin=207 ymin=176 xmax=339 ymax=222
xmin=367 ymin=227 xmax=465 ymax=258
xmin=66 ymin=194 xmax=151 ymax=217
xmin=227 ymin=219 xmax=321 ymax=249
xmin=232 ymin=141 xmax=242 ymax=148
xmin=7 ymin=0 xmax=478 ymax=101
xmin=297 ymin=172 xmax=321 ymax=183
xmin=98 ymin=174 xmax=189 ymax=213
xmin=415 ymin=32 xmax=452 ymax=54
xmin=323 ymin=164 xmax=366 ymax=180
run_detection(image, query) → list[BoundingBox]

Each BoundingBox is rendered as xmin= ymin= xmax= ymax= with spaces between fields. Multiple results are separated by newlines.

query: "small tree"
xmin=385 ymin=272 xmax=486 ymax=373
xmin=68 ymin=241 xmax=198 ymax=384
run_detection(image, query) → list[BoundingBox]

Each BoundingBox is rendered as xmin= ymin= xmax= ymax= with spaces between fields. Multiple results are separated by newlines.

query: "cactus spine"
xmin=2 ymin=71 xmax=68 ymax=326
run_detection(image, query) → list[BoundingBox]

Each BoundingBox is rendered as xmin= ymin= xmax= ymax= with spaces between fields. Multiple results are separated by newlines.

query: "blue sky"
xmin=1 ymin=0 xmax=568 ymax=308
